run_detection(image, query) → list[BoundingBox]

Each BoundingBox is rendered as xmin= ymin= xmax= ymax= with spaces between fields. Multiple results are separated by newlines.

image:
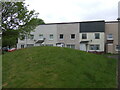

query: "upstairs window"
xmin=82 ymin=34 xmax=87 ymax=39
xmin=95 ymin=33 xmax=100 ymax=39
xmin=107 ymin=34 xmax=113 ymax=39
xmin=59 ymin=34 xmax=64 ymax=39
xmin=29 ymin=34 xmax=34 ymax=40
xmin=71 ymin=34 xmax=75 ymax=39
xmin=115 ymin=45 xmax=120 ymax=51
xmin=39 ymin=34 xmax=43 ymax=40
xmin=49 ymin=34 xmax=54 ymax=40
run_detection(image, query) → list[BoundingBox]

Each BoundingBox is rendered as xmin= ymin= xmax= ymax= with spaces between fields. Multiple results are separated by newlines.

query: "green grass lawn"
xmin=2 ymin=46 xmax=117 ymax=88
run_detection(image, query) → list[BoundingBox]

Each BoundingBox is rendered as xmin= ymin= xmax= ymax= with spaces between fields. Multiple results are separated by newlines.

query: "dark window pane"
xmin=60 ymin=34 xmax=63 ymax=39
xmin=82 ymin=34 xmax=87 ymax=39
xmin=66 ymin=45 xmax=70 ymax=48
xmin=27 ymin=44 xmax=34 ymax=47
xmin=71 ymin=34 xmax=75 ymax=39
xmin=71 ymin=45 xmax=75 ymax=49
xmin=90 ymin=45 xmax=100 ymax=50
xmin=116 ymin=45 xmax=120 ymax=51
xmin=95 ymin=33 xmax=100 ymax=39
xmin=21 ymin=45 xmax=24 ymax=48
xmin=66 ymin=44 xmax=75 ymax=49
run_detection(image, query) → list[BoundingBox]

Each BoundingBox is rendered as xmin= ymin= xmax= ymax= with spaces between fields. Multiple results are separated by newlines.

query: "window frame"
xmin=59 ymin=34 xmax=64 ymax=40
xmin=107 ymin=34 xmax=113 ymax=39
xmin=39 ymin=34 xmax=44 ymax=40
xmin=21 ymin=45 xmax=24 ymax=48
xmin=115 ymin=45 xmax=120 ymax=51
xmin=49 ymin=34 xmax=54 ymax=40
xmin=66 ymin=44 xmax=75 ymax=49
xmin=95 ymin=33 xmax=100 ymax=39
xmin=27 ymin=44 xmax=34 ymax=47
xmin=71 ymin=34 xmax=75 ymax=39
xmin=29 ymin=34 xmax=34 ymax=40
xmin=89 ymin=45 xmax=100 ymax=50
xmin=82 ymin=33 xmax=87 ymax=39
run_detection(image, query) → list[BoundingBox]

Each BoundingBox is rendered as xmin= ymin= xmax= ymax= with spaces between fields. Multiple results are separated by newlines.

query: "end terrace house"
xmin=17 ymin=20 xmax=106 ymax=53
xmin=105 ymin=21 xmax=119 ymax=54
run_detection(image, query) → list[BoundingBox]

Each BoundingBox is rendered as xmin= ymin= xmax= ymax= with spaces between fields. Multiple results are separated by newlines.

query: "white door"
xmin=80 ymin=44 xmax=86 ymax=51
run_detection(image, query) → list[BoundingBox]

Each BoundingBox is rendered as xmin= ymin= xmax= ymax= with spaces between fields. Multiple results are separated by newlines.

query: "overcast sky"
xmin=25 ymin=0 xmax=120 ymax=23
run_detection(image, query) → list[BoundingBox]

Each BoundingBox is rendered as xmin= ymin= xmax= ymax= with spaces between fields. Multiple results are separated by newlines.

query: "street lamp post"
xmin=117 ymin=17 xmax=120 ymax=89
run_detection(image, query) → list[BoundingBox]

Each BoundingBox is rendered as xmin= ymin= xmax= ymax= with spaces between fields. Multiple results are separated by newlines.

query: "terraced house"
xmin=17 ymin=20 xmax=119 ymax=54
xmin=105 ymin=21 xmax=119 ymax=54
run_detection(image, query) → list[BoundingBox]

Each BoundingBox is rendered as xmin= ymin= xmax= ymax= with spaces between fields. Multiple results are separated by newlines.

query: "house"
xmin=17 ymin=24 xmax=57 ymax=48
xmin=105 ymin=21 xmax=119 ymax=54
xmin=79 ymin=21 xmax=105 ymax=53
xmin=17 ymin=20 xmax=119 ymax=54
xmin=57 ymin=22 xmax=80 ymax=49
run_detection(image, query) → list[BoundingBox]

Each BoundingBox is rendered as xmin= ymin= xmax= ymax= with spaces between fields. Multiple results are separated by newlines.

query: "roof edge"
xmin=40 ymin=20 xmax=105 ymax=25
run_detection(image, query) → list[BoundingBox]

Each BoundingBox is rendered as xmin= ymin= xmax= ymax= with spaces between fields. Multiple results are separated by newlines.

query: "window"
xmin=82 ymin=34 xmax=87 ymax=39
xmin=45 ymin=44 xmax=53 ymax=46
xmin=27 ymin=44 xmax=34 ymax=47
xmin=116 ymin=45 xmax=120 ymax=51
xmin=29 ymin=34 xmax=34 ymax=40
xmin=107 ymin=34 xmax=113 ymax=39
xmin=89 ymin=45 xmax=100 ymax=50
xmin=20 ymin=35 xmax=25 ymax=40
xmin=39 ymin=34 xmax=43 ymax=40
xmin=21 ymin=45 xmax=24 ymax=48
xmin=49 ymin=34 xmax=54 ymax=40
xmin=71 ymin=34 xmax=75 ymax=39
xmin=71 ymin=45 xmax=75 ymax=49
xmin=59 ymin=34 xmax=64 ymax=39
xmin=66 ymin=44 xmax=75 ymax=49
xmin=95 ymin=33 xmax=100 ymax=39
xmin=66 ymin=45 xmax=70 ymax=48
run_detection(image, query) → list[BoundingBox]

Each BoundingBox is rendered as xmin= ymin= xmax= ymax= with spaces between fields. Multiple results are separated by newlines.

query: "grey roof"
xmin=80 ymin=21 xmax=105 ymax=33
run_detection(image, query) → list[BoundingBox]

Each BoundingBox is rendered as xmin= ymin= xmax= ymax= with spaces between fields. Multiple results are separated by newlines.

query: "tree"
xmin=2 ymin=1 xmax=45 ymax=48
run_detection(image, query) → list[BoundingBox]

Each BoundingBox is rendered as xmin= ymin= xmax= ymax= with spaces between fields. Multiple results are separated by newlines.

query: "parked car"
xmin=2 ymin=47 xmax=9 ymax=54
xmin=8 ymin=48 xmax=16 ymax=52
xmin=56 ymin=43 xmax=65 ymax=47
xmin=2 ymin=47 xmax=9 ymax=52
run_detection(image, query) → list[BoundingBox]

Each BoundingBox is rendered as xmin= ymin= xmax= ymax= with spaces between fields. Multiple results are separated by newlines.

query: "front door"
xmin=80 ymin=43 xmax=86 ymax=51
xmin=21 ymin=45 xmax=24 ymax=48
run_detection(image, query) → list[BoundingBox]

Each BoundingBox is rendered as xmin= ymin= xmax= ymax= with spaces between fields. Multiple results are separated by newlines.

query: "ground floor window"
xmin=45 ymin=44 xmax=53 ymax=46
xmin=115 ymin=45 xmax=120 ymax=51
xmin=89 ymin=45 xmax=100 ymax=50
xmin=21 ymin=45 xmax=24 ymax=48
xmin=27 ymin=44 xmax=34 ymax=47
xmin=66 ymin=44 xmax=75 ymax=49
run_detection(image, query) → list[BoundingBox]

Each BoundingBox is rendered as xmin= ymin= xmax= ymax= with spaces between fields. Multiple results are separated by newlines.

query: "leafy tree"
xmin=2 ymin=30 xmax=18 ymax=47
xmin=2 ymin=1 xmax=45 ymax=48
